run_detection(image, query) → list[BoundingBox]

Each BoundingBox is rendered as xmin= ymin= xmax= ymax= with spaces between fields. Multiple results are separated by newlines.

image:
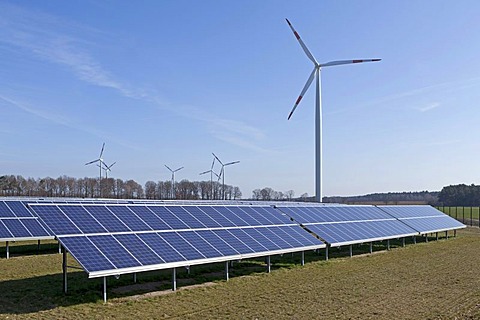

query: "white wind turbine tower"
xmin=286 ymin=18 xmax=381 ymax=202
xmin=200 ymin=155 xmax=219 ymax=200
xmin=85 ymin=143 xmax=106 ymax=192
xmin=165 ymin=165 xmax=183 ymax=199
xmin=212 ymin=153 xmax=239 ymax=200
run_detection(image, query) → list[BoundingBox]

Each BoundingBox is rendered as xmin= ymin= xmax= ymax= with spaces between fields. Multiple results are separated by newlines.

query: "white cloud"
xmin=418 ymin=102 xmax=440 ymax=112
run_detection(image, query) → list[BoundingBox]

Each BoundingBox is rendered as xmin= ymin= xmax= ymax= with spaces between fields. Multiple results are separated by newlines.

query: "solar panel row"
xmin=29 ymin=204 xmax=326 ymax=277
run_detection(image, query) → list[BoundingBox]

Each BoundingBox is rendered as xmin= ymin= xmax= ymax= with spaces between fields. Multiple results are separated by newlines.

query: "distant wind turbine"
xmin=286 ymin=18 xmax=381 ymax=202
xmin=101 ymin=161 xmax=116 ymax=179
xmin=212 ymin=153 xmax=239 ymax=200
xmin=200 ymin=155 xmax=219 ymax=200
xmin=165 ymin=165 xmax=183 ymax=199
xmin=85 ymin=142 xmax=106 ymax=184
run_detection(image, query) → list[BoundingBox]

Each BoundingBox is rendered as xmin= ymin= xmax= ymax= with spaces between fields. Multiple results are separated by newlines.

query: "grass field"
xmin=1 ymin=228 xmax=479 ymax=319
xmin=437 ymin=207 xmax=480 ymax=226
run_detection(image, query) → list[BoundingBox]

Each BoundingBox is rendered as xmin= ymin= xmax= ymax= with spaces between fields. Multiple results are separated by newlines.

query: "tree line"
xmin=0 ymin=175 xmax=241 ymax=200
xmin=437 ymin=184 xmax=480 ymax=206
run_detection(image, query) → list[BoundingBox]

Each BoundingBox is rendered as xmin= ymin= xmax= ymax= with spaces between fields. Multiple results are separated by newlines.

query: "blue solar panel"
xmin=228 ymin=229 xmax=269 ymax=252
xmin=159 ymin=232 xmax=205 ymax=260
xmin=166 ymin=206 xmax=206 ymax=229
xmin=278 ymin=205 xmax=419 ymax=246
xmin=378 ymin=206 xmax=466 ymax=233
xmin=137 ymin=233 xmax=186 ymax=263
xmin=30 ymin=205 xmax=81 ymax=235
xmin=183 ymin=206 xmax=222 ymax=228
xmin=213 ymin=229 xmax=255 ymax=254
xmin=89 ymin=235 xmax=141 ymax=269
xmin=60 ymin=236 xmax=115 ymax=273
xmin=86 ymin=206 xmax=131 ymax=233
xmin=179 ymin=231 xmax=223 ymax=258
xmin=147 ymin=206 xmax=190 ymax=229
xmin=127 ymin=206 xmax=171 ymax=230
xmin=0 ymin=220 xmax=13 ymax=239
xmin=196 ymin=230 xmax=240 ymax=256
xmin=20 ymin=219 xmax=50 ymax=237
xmin=2 ymin=219 xmax=32 ymax=238
xmin=5 ymin=201 xmax=32 ymax=217
xmin=108 ymin=206 xmax=152 ymax=231
xmin=196 ymin=206 xmax=237 ymax=227
xmin=0 ymin=202 xmax=15 ymax=217
xmin=58 ymin=205 xmax=107 ymax=234
xmin=114 ymin=234 xmax=164 ymax=265
xmin=226 ymin=207 xmax=259 ymax=225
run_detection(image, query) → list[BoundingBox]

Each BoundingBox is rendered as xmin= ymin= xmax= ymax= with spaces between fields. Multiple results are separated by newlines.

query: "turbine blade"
xmin=286 ymin=18 xmax=318 ymax=65
xmin=217 ymin=167 xmax=224 ymax=181
xmin=99 ymin=143 xmax=105 ymax=158
xmin=109 ymin=162 xmax=116 ymax=169
xmin=85 ymin=159 xmax=99 ymax=165
xmin=165 ymin=165 xmax=173 ymax=172
xmin=224 ymin=161 xmax=240 ymax=166
xmin=212 ymin=153 xmax=223 ymax=165
xmin=320 ymin=59 xmax=381 ymax=67
xmin=200 ymin=170 xmax=210 ymax=175
xmin=213 ymin=171 xmax=220 ymax=179
xmin=211 ymin=157 xmax=216 ymax=170
xmin=288 ymin=67 xmax=316 ymax=120
xmin=174 ymin=166 xmax=184 ymax=172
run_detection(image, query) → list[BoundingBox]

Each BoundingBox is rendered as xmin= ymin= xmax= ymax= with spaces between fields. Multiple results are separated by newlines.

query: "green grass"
xmin=437 ymin=206 xmax=480 ymax=225
xmin=1 ymin=229 xmax=479 ymax=319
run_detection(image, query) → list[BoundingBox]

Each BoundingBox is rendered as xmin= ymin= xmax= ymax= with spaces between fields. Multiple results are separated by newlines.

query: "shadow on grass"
xmin=0 ymin=235 xmax=442 ymax=315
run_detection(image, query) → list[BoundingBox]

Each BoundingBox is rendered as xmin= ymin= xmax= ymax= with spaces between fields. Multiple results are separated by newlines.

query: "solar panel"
xmin=377 ymin=205 xmax=466 ymax=234
xmin=0 ymin=200 xmax=53 ymax=241
xmin=29 ymin=204 xmax=326 ymax=278
xmin=277 ymin=205 xmax=419 ymax=247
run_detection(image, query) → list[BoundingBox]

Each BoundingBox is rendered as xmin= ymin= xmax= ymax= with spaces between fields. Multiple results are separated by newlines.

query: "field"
xmin=437 ymin=207 xmax=480 ymax=227
xmin=1 ymin=228 xmax=479 ymax=319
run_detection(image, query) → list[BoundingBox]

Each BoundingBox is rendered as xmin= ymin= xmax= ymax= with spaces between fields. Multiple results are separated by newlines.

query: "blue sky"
xmin=1 ymin=0 xmax=480 ymax=198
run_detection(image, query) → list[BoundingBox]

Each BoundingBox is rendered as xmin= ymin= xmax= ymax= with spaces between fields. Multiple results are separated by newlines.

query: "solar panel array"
xmin=29 ymin=204 xmax=325 ymax=278
xmin=377 ymin=205 xmax=466 ymax=234
xmin=277 ymin=205 xmax=420 ymax=247
xmin=0 ymin=200 xmax=52 ymax=241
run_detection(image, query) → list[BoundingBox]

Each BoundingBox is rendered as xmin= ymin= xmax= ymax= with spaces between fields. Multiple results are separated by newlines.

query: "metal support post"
xmin=37 ymin=240 xmax=40 ymax=254
xmin=266 ymin=256 xmax=271 ymax=273
xmin=436 ymin=232 xmax=438 ymax=241
xmin=370 ymin=242 xmax=373 ymax=253
xmin=58 ymin=242 xmax=62 ymax=254
xmin=454 ymin=230 xmax=457 ymax=238
xmin=446 ymin=231 xmax=448 ymax=239
xmin=425 ymin=234 xmax=428 ymax=243
xmin=301 ymin=251 xmax=305 ymax=266
xmin=62 ymin=247 xmax=67 ymax=294
xmin=413 ymin=236 xmax=416 ymax=244
xmin=172 ymin=267 xmax=177 ymax=291
xmin=133 ymin=273 xmax=137 ymax=283
xmin=225 ymin=261 xmax=229 ymax=281
xmin=402 ymin=238 xmax=405 ymax=247
xmin=387 ymin=240 xmax=390 ymax=250
xmin=325 ymin=246 xmax=329 ymax=261
xmin=6 ymin=241 xmax=9 ymax=259
xmin=103 ymin=277 xmax=107 ymax=303
xmin=349 ymin=245 xmax=353 ymax=257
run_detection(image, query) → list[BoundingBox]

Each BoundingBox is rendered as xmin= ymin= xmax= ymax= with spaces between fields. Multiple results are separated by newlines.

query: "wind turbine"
xmin=101 ymin=161 xmax=116 ymax=179
xmin=200 ymin=155 xmax=219 ymax=200
xmin=212 ymin=153 xmax=239 ymax=200
xmin=85 ymin=143 xmax=106 ymax=188
xmin=165 ymin=165 xmax=183 ymax=199
xmin=286 ymin=18 xmax=381 ymax=202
